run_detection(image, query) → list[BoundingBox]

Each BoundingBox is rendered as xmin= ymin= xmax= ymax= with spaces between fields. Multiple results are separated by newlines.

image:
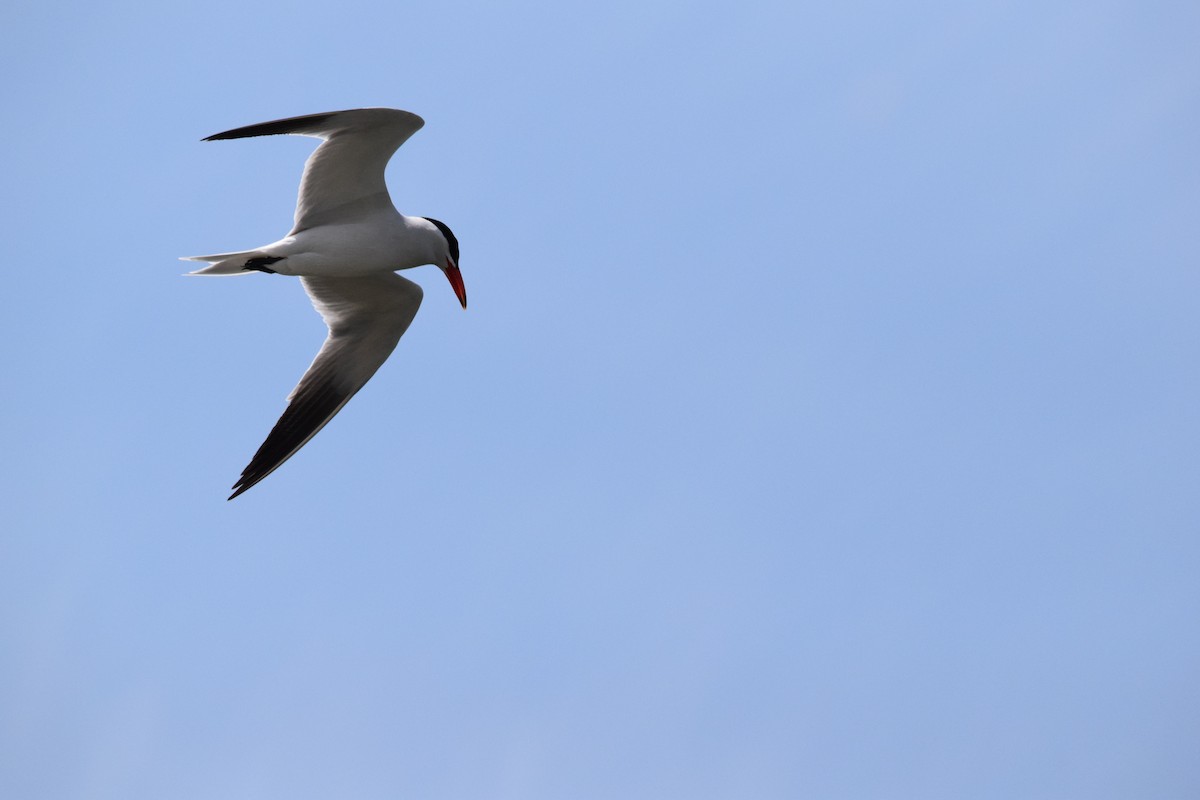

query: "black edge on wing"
xmin=203 ymin=111 xmax=342 ymax=142
xmin=228 ymin=376 xmax=352 ymax=500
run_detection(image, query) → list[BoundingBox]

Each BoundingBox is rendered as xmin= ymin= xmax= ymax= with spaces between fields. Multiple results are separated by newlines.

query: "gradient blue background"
xmin=3 ymin=1 xmax=1198 ymax=797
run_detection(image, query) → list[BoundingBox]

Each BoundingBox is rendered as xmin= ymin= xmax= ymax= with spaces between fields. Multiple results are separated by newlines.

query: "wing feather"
xmin=228 ymin=272 xmax=424 ymax=499
xmin=202 ymin=108 xmax=425 ymax=231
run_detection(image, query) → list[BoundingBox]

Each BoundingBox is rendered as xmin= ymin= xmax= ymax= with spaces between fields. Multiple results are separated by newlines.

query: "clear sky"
xmin=2 ymin=1 xmax=1198 ymax=798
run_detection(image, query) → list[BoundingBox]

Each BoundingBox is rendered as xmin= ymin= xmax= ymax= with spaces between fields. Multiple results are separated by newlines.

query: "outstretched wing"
xmin=228 ymin=272 xmax=424 ymax=500
xmin=203 ymin=108 xmax=425 ymax=232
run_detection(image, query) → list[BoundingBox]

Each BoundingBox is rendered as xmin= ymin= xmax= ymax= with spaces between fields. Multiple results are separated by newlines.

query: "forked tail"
xmin=180 ymin=250 xmax=278 ymax=276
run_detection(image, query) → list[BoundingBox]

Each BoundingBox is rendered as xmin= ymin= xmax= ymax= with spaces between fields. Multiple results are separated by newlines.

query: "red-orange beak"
xmin=443 ymin=259 xmax=467 ymax=309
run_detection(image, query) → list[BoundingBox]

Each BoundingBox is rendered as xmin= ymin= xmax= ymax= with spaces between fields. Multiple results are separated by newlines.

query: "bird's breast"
xmin=275 ymin=218 xmax=432 ymax=277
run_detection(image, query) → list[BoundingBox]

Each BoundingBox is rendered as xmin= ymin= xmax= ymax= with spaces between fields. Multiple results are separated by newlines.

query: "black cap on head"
xmin=423 ymin=217 xmax=459 ymax=265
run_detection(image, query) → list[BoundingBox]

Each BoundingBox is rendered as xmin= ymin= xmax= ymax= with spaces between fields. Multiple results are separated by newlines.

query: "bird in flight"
xmin=184 ymin=108 xmax=466 ymax=500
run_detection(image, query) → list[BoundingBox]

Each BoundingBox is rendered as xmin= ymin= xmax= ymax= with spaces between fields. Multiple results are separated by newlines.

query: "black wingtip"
xmin=223 ymin=379 xmax=351 ymax=500
xmin=227 ymin=465 xmax=269 ymax=501
xmin=201 ymin=111 xmax=342 ymax=142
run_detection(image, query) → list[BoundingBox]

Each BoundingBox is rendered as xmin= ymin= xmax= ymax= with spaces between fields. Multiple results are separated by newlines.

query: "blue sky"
xmin=2 ymin=1 xmax=1198 ymax=797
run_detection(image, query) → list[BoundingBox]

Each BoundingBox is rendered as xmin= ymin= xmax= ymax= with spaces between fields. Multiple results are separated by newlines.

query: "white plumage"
xmin=183 ymin=108 xmax=466 ymax=499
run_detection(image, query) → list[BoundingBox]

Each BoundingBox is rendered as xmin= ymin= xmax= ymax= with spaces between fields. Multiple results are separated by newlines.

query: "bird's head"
xmin=423 ymin=217 xmax=466 ymax=309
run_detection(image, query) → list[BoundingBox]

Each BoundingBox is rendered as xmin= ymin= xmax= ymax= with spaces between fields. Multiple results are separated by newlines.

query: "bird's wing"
xmin=203 ymin=108 xmax=425 ymax=232
xmin=228 ymin=272 xmax=424 ymax=500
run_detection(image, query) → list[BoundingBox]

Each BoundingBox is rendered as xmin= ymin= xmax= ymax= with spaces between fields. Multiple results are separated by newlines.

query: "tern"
xmin=183 ymin=108 xmax=466 ymax=500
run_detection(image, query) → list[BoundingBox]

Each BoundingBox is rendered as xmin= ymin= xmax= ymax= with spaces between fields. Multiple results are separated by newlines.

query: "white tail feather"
xmin=179 ymin=251 xmax=265 ymax=276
